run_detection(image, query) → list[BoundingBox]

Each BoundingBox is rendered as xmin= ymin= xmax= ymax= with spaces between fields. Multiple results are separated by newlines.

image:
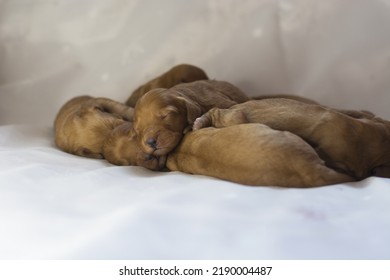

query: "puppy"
xmin=133 ymin=80 xmax=250 ymax=156
xmin=54 ymin=96 xmax=134 ymax=158
xmin=193 ymin=98 xmax=390 ymax=179
xmin=125 ymin=64 xmax=209 ymax=107
xmin=167 ymin=123 xmax=353 ymax=187
xmin=102 ymin=122 xmax=166 ymax=170
xmin=99 ymin=121 xmax=352 ymax=187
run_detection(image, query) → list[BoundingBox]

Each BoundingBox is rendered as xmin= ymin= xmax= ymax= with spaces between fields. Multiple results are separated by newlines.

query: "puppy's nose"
xmin=145 ymin=138 xmax=157 ymax=149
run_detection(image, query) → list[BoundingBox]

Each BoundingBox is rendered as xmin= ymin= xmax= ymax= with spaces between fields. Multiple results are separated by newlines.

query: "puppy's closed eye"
xmin=159 ymin=106 xmax=179 ymax=120
xmin=94 ymin=106 xmax=104 ymax=112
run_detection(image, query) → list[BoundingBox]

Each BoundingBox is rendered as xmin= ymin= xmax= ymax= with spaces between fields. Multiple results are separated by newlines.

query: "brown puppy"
xmin=193 ymin=98 xmax=390 ymax=179
xmin=54 ymin=96 xmax=134 ymax=158
xmin=125 ymin=64 xmax=209 ymax=107
xmin=102 ymin=122 xmax=166 ymax=170
xmin=133 ymin=80 xmax=250 ymax=156
xmin=167 ymin=124 xmax=353 ymax=187
xmin=99 ymin=121 xmax=352 ymax=187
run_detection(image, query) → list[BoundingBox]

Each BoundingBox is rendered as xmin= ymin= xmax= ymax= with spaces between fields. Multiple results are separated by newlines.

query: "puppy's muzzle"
xmin=146 ymin=138 xmax=157 ymax=149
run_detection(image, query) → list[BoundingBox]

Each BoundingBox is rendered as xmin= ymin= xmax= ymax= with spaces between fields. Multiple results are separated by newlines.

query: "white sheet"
xmin=1 ymin=0 xmax=390 ymax=260
xmin=1 ymin=125 xmax=389 ymax=259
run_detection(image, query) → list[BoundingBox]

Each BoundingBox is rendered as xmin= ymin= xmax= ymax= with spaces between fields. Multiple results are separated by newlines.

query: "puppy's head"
xmin=133 ymin=88 xmax=201 ymax=156
xmin=169 ymin=64 xmax=208 ymax=84
xmin=55 ymin=96 xmax=125 ymax=158
xmin=103 ymin=122 xmax=166 ymax=170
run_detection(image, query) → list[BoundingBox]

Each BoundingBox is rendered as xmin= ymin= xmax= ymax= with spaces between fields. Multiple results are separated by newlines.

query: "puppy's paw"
xmin=193 ymin=115 xmax=209 ymax=130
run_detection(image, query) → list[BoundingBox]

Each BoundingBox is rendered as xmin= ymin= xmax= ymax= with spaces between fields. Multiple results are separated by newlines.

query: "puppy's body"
xmin=126 ymin=64 xmax=208 ymax=107
xmin=102 ymin=122 xmax=166 ymax=170
xmin=167 ymin=124 xmax=352 ymax=187
xmin=193 ymin=98 xmax=390 ymax=179
xmin=54 ymin=96 xmax=134 ymax=158
xmin=133 ymin=80 xmax=250 ymax=156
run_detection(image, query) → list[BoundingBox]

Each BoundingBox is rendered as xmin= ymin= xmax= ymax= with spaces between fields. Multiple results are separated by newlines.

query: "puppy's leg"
xmin=93 ymin=98 xmax=134 ymax=121
xmin=193 ymin=107 xmax=248 ymax=130
xmin=304 ymin=164 xmax=353 ymax=187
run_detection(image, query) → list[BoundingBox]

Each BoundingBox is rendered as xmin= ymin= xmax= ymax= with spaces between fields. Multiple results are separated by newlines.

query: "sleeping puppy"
xmin=167 ymin=123 xmax=353 ymax=187
xmin=125 ymin=64 xmax=209 ymax=107
xmin=193 ymin=98 xmax=390 ymax=179
xmin=133 ymin=80 xmax=250 ymax=156
xmin=100 ymin=121 xmax=352 ymax=187
xmin=54 ymin=96 xmax=134 ymax=159
xmin=102 ymin=122 xmax=166 ymax=170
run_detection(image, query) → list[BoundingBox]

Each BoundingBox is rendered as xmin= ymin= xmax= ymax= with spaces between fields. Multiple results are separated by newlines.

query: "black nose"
xmin=146 ymin=138 xmax=157 ymax=149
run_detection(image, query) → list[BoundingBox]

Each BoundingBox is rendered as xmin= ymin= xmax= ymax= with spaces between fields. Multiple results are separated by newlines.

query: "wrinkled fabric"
xmin=1 ymin=0 xmax=390 ymax=259
xmin=1 ymin=0 xmax=390 ymax=125
xmin=1 ymin=125 xmax=390 ymax=259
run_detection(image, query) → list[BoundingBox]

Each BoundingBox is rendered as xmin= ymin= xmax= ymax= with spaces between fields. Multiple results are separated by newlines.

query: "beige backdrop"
xmin=1 ymin=0 xmax=390 ymax=125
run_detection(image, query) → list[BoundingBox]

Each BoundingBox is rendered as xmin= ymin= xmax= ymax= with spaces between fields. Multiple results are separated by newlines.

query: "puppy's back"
xmin=54 ymin=96 xmax=92 ymax=129
xmin=54 ymin=95 xmax=92 ymax=149
xmin=172 ymin=80 xmax=250 ymax=109
xmin=54 ymin=96 xmax=127 ymax=159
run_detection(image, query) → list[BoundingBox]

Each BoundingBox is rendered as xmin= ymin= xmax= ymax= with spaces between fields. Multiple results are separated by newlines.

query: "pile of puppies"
xmin=54 ymin=64 xmax=390 ymax=187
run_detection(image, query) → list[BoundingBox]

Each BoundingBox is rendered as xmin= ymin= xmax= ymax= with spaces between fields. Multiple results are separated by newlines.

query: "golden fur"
xmin=252 ymin=94 xmax=319 ymax=104
xmin=133 ymin=80 xmax=250 ymax=156
xmin=193 ymin=98 xmax=390 ymax=179
xmin=167 ymin=124 xmax=353 ymax=187
xmin=97 ymin=120 xmax=352 ymax=187
xmin=54 ymin=96 xmax=134 ymax=158
xmin=125 ymin=64 xmax=208 ymax=107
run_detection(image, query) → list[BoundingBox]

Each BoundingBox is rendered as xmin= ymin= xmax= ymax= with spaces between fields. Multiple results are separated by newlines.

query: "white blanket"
xmin=1 ymin=0 xmax=390 ymax=259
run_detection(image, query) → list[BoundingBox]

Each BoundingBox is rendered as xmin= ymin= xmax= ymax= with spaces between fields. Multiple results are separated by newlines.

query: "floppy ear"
xmin=174 ymin=96 xmax=202 ymax=124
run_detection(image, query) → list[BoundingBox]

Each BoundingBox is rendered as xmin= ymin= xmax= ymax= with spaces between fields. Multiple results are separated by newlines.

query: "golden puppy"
xmin=102 ymin=122 xmax=166 ymax=170
xmin=167 ymin=124 xmax=353 ymax=187
xmin=99 ymin=121 xmax=352 ymax=187
xmin=125 ymin=64 xmax=209 ymax=107
xmin=54 ymin=96 xmax=134 ymax=158
xmin=193 ymin=98 xmax=390 ymax=179
xmin=133 ymin=80 xmax=250 ymax=156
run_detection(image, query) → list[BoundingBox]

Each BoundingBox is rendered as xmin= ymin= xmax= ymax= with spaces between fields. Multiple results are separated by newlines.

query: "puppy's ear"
xmin=175 ymin=96 xmax=202 ymax=124
xmin=186 ymin=99 xmax=203 ymax=124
